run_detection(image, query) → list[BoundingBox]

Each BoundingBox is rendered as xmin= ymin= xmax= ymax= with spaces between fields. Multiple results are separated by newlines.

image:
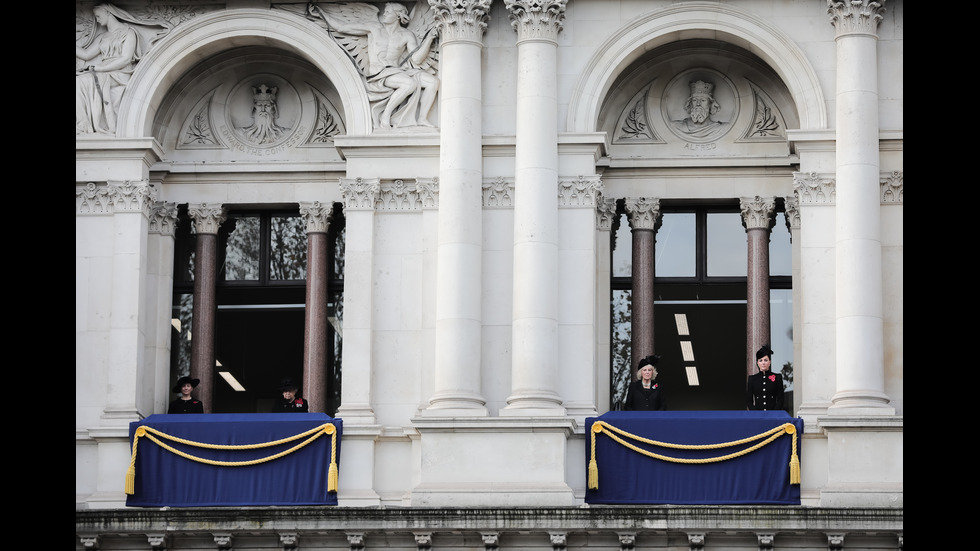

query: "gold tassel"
xmin=125 ymin=464 xmax=136 ymax=495
xmin=588 ymin=458 xmax=598 ymax=490
xmin=328 ymin=461 xmax=339 ymax=492
xmin=789 ymin=454 xmax=800 ymax=485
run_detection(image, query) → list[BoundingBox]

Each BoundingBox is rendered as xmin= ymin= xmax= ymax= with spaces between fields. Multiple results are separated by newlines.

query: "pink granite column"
xmin=300 ymin=201 xmax=333 ymax=413
xmin=187 ymin=203 xmax=226 ymax=413
xmin=740 ymin=196 xmax=776 ymax=377
xmin=623 ymin=197 xmax=660 ymax=370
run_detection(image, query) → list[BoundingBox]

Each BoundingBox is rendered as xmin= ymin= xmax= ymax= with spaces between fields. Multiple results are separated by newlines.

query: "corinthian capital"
xmin=505 ymin=0 xmax=567 ymax=42
xmin=187 ymin=203 xmax=227 ymax=234
xmin=739 ymin=196 xmax=776 ymax=231
xmin=623 ymin=197 xmax=661 ymax=231
xmin=300 ymin=201 xmax=334 ymax=233
xmin=429 ymin=0 xmax=492 ymax=43
xmin=827 ymin=0 xmax=885 ymax=36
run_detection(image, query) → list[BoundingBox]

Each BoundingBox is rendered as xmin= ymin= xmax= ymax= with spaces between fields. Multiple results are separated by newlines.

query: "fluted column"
xmin=740 ymin=196 xmax=776 ymax=377
xmin=827 ymin=0 xmax=892 ymax=412
xmin=423 ymin=0 xmax=492 ymax=415
xmin=187 ymin=203 xmax=226 ymax=414
xmin=623 ymin=197 xmax=660 ymax=371
xmin=503 ymin=0 xmax=568 ymax=415
xmin=300 ymin=201 xmax=333 ymax=413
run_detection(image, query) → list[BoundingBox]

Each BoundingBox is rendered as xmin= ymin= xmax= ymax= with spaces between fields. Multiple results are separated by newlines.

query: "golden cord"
xmin=588 ymin=420 xmax=799 ymax=490
xmin=125 ymin=423 xmax=339 ymax=495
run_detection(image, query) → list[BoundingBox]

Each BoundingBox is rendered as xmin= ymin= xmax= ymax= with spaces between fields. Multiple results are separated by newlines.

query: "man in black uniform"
xmin=273 ymin=378 xmax=309 ymax=413
xmin=746 ymin=345 xmax=784 ymax=411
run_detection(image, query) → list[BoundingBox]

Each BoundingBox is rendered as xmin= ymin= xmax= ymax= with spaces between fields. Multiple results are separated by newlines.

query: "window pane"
xmin=656 ymin=213 xmax=695 ymax=277
xmin=270 ymin=215 xmax=307 ymax=281
xmin=707 ymin=212 xmax=746 ymax=277
xmin=224 ymin=215 xmax=261 ymax=281
xmin=770 ymin=288 xmax=793 ymax=392
xmin=612 ymin=213 xmax=632 ymax=277
xmin=611 ymin=289 xmax=633 ymax=409
xmin=770 ymin=212 xmax=792 ymax=277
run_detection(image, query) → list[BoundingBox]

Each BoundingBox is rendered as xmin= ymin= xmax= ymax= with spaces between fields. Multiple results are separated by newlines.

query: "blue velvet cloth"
xmin=126 ymin=413 xmax=341 ymax=507
xmin=586 ymin=410 xmax=802 ymax=505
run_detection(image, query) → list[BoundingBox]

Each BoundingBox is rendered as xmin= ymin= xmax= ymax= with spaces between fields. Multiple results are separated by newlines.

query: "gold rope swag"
xmin=587 ymin=421 xmax=800 ymax=490
xmin=125 ymin=423 xmax=339 ymax=495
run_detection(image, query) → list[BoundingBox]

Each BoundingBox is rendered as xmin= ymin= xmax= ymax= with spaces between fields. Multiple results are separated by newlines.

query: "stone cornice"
xmin=429 ymin=0 xmax=492 ymax=43
xmin=739 ymin=196 xmax=777 ymax=231
xmin=827 ymin=0 xmax=885 ymax=37
xmin=505 ymin=0 xmax=567 ymax=43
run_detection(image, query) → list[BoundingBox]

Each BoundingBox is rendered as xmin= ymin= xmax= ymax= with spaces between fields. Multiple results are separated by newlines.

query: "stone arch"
xmin=116 ymin=8 xmax=371 ymax=139
xmin=567 ymin=3 xmax=826 ymax=134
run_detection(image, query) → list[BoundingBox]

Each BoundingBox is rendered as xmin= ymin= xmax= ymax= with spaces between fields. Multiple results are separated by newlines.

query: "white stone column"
xmin=783 ymin=195 xmax=802 ymax=415
xmin=423 ymin=0 xmax=492 ymax=416
xmin=828 ymin=0 xmax=892 ymax=413
xmin=502 ymin=0 xmax=567 ymax=415
xmin=594 ymin=197 xmax=618 ymax=414
xmin=147 ymin=201 xmax=179 ymax=415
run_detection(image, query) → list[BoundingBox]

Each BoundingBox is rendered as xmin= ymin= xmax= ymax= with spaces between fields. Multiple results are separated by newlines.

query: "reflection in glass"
xmin=770 ymin=288 xmax=793 ymax=391
xmin=270 ymin=215 xmax=307 ymax=281
xmin=224 ymin=215 xmax=260 ymax=280
xmin=707 ymin=212 xmax=747 ymax=277
xmin=612 ymin=213 xmax=632 ymax=277
xmin=656 ymin=213 xmax=695 ymax=277
xmin=611 ymin=289 xmax=632 ymax=409
xmin=170 ymin=293 xmax=194 ymax=383
xmin=770 ymin=213 xmax=792 ymax=277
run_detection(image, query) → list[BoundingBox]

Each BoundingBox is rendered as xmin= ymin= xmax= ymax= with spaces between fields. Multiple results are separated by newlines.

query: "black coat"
xmin=746 ymin=370 xmax=784 ymax=411
xmin=273 ymin=397 xmax=310 ymax=413
xmin=168 ymin=398 xmax=204 ymax=414
xmin=623 ymin=380 xmax=666 ymax=411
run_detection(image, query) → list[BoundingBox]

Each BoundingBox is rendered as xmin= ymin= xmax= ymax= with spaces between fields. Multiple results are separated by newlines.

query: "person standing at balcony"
xmin=746 ymin=345 xmax=784 ymax=411
xmin=623 ymin=355 xmax=666 ymax=411
xmin=273 ymin=378 xmax=309 ymax=413
xmin=168 ymin=376 xmax=204 ymax=414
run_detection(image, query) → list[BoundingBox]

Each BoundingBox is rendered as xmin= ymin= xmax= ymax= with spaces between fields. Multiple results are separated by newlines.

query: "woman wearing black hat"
xmin=746 ymin=345 xmax=784 ymax=411
xmin=272 ymin=378 xmax=309 ymax=413
xmin=168 ymin=376 xmax=204 ymax=414
xmin=623 ymin=355 xmax=666 ymax=411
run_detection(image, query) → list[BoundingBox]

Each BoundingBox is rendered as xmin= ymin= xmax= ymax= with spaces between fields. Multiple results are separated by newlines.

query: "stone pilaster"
xmin=623 ymin=197 xmax=661 ymax=372
xmin=187 ymin=203 xmax=226 ymax=414
xmin=503 ymin=0 xmax=568 ymax=415
xmin=148 ymin=201 xmax=179 ymax=414
xmin=739 ymin=196 xmax=776 ymax=378
xmin=300 ymin=201 xmax=334 ymax=413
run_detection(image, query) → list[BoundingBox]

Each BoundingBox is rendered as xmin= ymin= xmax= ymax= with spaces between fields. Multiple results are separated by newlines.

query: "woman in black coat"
xmin=746 ymin=345 xmax=784 ymax=411
xmin=623 ymin=355 xmax=666 ymax=411
xmin=168 ymin=376 xmax=204 ymax=414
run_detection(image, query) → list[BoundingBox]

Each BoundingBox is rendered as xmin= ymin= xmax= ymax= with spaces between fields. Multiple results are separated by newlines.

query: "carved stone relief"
xmin=662 ymin=70 xmax=737 ymax=143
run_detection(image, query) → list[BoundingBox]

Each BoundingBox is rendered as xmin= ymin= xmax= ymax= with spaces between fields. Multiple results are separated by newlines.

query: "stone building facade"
xmin=76 ymin=1 xmax=902 ymax=549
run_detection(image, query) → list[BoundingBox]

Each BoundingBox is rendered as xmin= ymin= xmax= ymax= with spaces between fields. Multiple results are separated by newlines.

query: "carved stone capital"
xmin=417 ymin=177 xmax=440 ymax=209
xmin=213 ymin=533 xmax=233 ymax=550
xmin=340 ymin=177 xmax=381 ymax=210
xmin=783 ymin=195 xmax=800 ymax=232
xmin=79 ymin=535 xmax=100 ymax=549
xmin=429 ymin=0 xmax=492 ymax=43
xmin=483 ymin=177 xmax=514 ymax=208
xmin=300 ymin=201 xmax=333 ymax=233
xmin=880 ymin=170 xmax=903 ymax=203
xmin=596 ymin=196 xmax=618 ymax=231
xmin=687 ymin=533 xmax=706 ymax=550
xmin=505 ymin=0 xmax=567 ymax=42
xmin=414 ymin=532 xmax=432 ymax=549
xmin=827 ymin=0 xmax=885 ymax=37
xmin=617 ymin=532 xmax=636 ymax=550
xmin=146 ymin=534 xmax=167 ymax=549
xmin=739 ymin=196 xmax=776 ymax=231
xmin=378 ymin=179 xmax=424 ymax=211
xmin=558 ymin=175 xmax=603 ymax=207
xmin=623 ymin=197 xmax=661 ymax=231
xmin=149 ymin=201 xmax=180 ymax=237
xmin=793 ymin=172 xmax=836 ymax=204
xmin=756 ymin=532 xmax=775 ymax=549
xmin=188 ymin=203 xmax=227 ymax=235
xmin=827 ymin=533 xmax=845 ymax=550
xmin=480 ymin=532 xmax=499 ymax=550
xmin=549 ymin=531 xmax=567 ymax=550
xmin=346 ymin=532 xmax=365 ymax=550
xmin=279 ymin=533 xmax=299 ymax=550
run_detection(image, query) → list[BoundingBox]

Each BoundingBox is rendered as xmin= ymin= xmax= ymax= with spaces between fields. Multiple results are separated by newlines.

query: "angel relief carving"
xmin=306 ymin=2 xmax=440 ymax=131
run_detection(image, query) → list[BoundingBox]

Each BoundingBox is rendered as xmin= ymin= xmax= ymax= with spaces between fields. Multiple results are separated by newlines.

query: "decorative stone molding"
xmin=79 ymin=535 xmax=99 ymax=549
xmin=346 ymin=532 xmax=365 ymax=550
xmin=596 ymin=196 xmax=618 ymax=231
xmin=429 ymin=0 xmax=492 ymax=43
xmin=213 ymin=533 xmax=233 ymax=550
xmin=826 ymin=532 xmax=845 ymax=550
xmin=76 ymin=183 xmax=113 ymax=215
xmin=505 ymin=0 xmax=567 ymax=42
xmin=558 ymin=175 xmax=603 ymax=208
xmin=617 ymin=532 xmax=636 ymax=550
xmin=377 ymin=179 xmax=424 ymax=211
xmin=300 ymin=201 xmax=334 ymax=233
xmin=783 ymin=195 xmax=800 ymax=233
xmin=149 ymin=201 xmax=179 ymax=237
xmin=687 ymin=533 xmax=706 ymax=550
xmin=549 ymin=531 xmax=567 ymax=550
xmin=739 ymin=196 xmax=777 ymax=231
xmin=187 ymin=203 xmax=227 ymax=235
xmin=480 ymin=532 xmax=499 ymax=550
xmin=414 ymin=532 xmax=432 ymax=550
xmin=792 ymin=172 xmax=836 ymax=205
xmin=146 ymin=534 xmax=167 ymax=549
xmin=76 ymin=181 xmax=158 ymax=216
xmin=827 ymin=0 xmax=886 ymax=36
xmin=341 ymin=178 xmax=382 ymax=210
xmin=482 ymin=176 xmax=514 ymax=208
xmin=756 ymin=532 xmax=775 ymax=550
xmin=880 ymin=171 xmax=903 ymax=203
xmin=279 ymin=532 xmax=299 ymax=550
xmin=417 ymin=177 xmax=440 ymax=209
xmin=623 ymin=197 xmax=661 ymax=231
